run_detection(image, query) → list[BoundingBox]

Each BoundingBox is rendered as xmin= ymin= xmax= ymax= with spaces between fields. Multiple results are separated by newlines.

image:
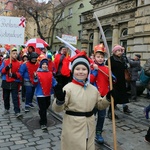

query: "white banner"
xmin=0 ymin=16 xmax=25 ymax=45
xmin=62 ymin=34 xmax=77 ymax=45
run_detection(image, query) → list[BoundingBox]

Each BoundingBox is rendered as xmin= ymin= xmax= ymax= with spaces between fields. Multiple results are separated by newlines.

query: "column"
xmin=112 ymin=25 xmax=119 ymax=47
xmin=93 ymin=29 xmax=99 ymax=48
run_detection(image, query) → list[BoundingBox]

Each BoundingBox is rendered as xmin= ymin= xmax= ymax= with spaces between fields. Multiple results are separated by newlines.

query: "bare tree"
xmin=12 ymin=0 xmax=67 ymax=45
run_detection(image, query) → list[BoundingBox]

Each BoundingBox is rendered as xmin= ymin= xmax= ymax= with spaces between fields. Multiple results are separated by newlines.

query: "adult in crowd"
xmin=54 ymin=46 xmax=70 ymax=88
xmin=106 ymin=45 xmax=131 ymax=119
xmin=128 ymin=54 xmax=141 ymax=101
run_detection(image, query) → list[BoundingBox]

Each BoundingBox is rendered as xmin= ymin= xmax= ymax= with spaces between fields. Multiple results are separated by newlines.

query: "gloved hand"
xmin=5 ymin=64 xmax=12 ymax=71
xmin=106 ymin=90 xmax=115 ymax=102
xmin=9 ymin=73 xmax=17 ymax=79
xmin=54 ymin=84 xmax=66 ymax=101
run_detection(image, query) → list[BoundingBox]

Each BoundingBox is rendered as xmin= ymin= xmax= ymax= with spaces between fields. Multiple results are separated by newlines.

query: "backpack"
xmin=139 ymin=69 xmax=150 ymax=85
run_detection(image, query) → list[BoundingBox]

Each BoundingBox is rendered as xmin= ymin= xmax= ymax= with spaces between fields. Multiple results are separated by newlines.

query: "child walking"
xmin=52 ymin=51 xmax=113 ymax=150
xmin=34 ymin=56 xmax=57 ymax=130
xmin=90 ymin=44 xmax=110 ymax=144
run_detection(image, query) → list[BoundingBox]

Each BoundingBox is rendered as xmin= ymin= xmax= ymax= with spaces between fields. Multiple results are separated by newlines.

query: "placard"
xmin=0 ymin=16 xmax=25 ymax=45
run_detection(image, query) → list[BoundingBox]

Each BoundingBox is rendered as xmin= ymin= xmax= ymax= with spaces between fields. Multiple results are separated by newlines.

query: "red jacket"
xmin=90 ymin=65 xmax=109 ymax=96
xmin=54 ymin=53 xmax=70 ymax=77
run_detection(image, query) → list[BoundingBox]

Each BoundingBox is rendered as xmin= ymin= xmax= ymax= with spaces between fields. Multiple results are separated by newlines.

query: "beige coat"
xmin=52 ymin=82 xmax=110 ymax=150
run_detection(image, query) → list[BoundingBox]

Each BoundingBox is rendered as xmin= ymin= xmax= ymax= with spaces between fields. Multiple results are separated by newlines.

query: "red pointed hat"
xmin=94 ymin=43 xmax=106 ymax=54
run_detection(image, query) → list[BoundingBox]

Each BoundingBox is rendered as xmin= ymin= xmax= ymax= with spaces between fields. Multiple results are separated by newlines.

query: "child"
xmin=90 ymin=44 xmax=110 ymax=144
xmin=0 ymin=48 xmax=22 ymax=118
xmin=34 ymin=57 xmax=57 ymax=130
xmin=52 ymin=51 xmax=112 ymax=150
xmin=19 ymin=52 xmax=39 ymax=112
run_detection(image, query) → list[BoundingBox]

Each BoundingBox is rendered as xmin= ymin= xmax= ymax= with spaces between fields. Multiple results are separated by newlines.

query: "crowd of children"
xmin=0 ymin=43 xmax=149 ymax=149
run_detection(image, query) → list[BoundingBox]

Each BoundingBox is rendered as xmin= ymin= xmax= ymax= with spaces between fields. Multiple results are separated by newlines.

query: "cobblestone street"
xmin=0 ymin=88 xmax=150 ymax=150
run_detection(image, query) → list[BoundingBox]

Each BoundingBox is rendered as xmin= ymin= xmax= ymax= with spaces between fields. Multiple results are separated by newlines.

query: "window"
xmin=104 ymin=29 xmax=112 ymax=38
xmin=78 ymin=30 xmax=82 ymax=39
xmin=68 ymin=8 xmax=72 ymax=17
xmin=121 ymin=28 xmax=128 ymax=37
xmin=79 ymin=15 xmax=84 ymax=24
xmin=34 ymin=29 xmax=36 ymax=37
xmin=89 ymin=33 xmax=94 ymax=40
xmin=68 ymin=26 xmax=72 ymax=34
xmin=41 ymin=26 xmax=43 ymax=33
xmin=60 ymin=28 xmax=64 ymax=35
xmin=79 ymin=3 xmax=84 ymax=9
xmin=44 ymin=25 xmax=47 ymax=34
xmin=61 ymin=11 xmax=64 ymax=19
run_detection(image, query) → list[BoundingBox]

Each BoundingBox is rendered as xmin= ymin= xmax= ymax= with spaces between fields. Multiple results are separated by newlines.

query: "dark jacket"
xmin=106 ymin=55 xmax=129 ymax=104
xmin=128 ymin=57 xmax=141 ymax=81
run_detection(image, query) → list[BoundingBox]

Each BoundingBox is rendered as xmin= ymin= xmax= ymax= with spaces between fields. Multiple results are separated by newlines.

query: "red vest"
xmin=37 ymin=71 xmax=52 ymax=96
xmin=2 ymin=58 xmax=21 ymax=82
xmin=26 ymin=62 xmax=39 ymax=85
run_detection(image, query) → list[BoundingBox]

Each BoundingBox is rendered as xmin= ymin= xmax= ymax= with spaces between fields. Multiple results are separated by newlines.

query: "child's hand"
xmin=93 ymin=64 xmax=98 ymax=70
xmin=34 ymin=72 xmax=37 ymax=79
xmin=54 ymin=84 xmax=66 ymax=101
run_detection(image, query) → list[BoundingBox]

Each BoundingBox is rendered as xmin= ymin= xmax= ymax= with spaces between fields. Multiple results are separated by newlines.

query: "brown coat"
xmin=52 ymin=82 xmax=110 ymax=150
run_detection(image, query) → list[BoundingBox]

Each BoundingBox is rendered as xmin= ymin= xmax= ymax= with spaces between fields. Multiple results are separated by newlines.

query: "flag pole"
xmin=94 ymin=12 xmax=117 ymax=150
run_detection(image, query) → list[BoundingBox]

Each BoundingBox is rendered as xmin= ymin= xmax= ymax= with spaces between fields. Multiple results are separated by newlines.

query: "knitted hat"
xmin=39 ymin=59 xmax=48 ymax=68
xmin=70 ymin=51 xmax=90 ymax=74
xmin=112 ymin=45 xmax=124 ymax=54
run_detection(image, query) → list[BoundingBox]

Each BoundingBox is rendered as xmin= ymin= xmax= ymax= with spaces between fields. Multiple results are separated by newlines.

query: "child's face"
xmin=94 ymin=53 xmax=105 ymax=64
xmin=73 ymin=64 xmax=88 ymax=81
xmin=42 ymin=63 xmax=48 ymax=70
xmin=23 ymin=56 xmax=28 ymax=62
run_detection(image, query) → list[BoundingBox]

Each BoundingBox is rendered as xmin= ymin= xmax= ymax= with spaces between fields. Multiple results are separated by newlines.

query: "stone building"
xmin=81 ymin=0 xmax=150 ymax=64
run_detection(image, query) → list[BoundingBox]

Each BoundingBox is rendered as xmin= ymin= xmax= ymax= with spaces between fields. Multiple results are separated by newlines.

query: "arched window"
xmin=121 ymin=28 xmax=128 ymax=37
xmin=89 ymin=33 xmax=94 ymax=40
xmin=79 ymin=3 xmax=84 ymax=9
xmin=104 ymin=29 xmax=112 ymax=38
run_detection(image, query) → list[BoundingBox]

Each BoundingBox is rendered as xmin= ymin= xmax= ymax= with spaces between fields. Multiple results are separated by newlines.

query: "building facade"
xmin=52 ymin=0 xmax=92 ymax=52
xmin=81 ymin=0 xmax=150 ymax=64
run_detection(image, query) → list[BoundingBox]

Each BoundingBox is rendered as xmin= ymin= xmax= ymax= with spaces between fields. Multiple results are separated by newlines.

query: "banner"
xmin=62 ymin=34 xmax=77 ymax=45
xmin=0 ymin=16 xmax=25 ymax=45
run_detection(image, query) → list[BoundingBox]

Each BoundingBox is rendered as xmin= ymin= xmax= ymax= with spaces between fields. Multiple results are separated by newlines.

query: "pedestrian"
xmin=106 ymin=45 xmax=131 ymax=119
xmin=34 ymin=56 xmax=57 ymax=130
xmin=52 ymin=51 xmax=113 ymax=150
xmin=0 ymin=47 xmax=22 ymax=118
xmin=54 ymin=46 xmax=70 ymax=88
xmin=128 ymin=54 xmax=141 ymax=101
xmin=19 ymin=52 xmax=39 ymax=112
xmin=90 ymin=44 xmax=110 ymax=144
